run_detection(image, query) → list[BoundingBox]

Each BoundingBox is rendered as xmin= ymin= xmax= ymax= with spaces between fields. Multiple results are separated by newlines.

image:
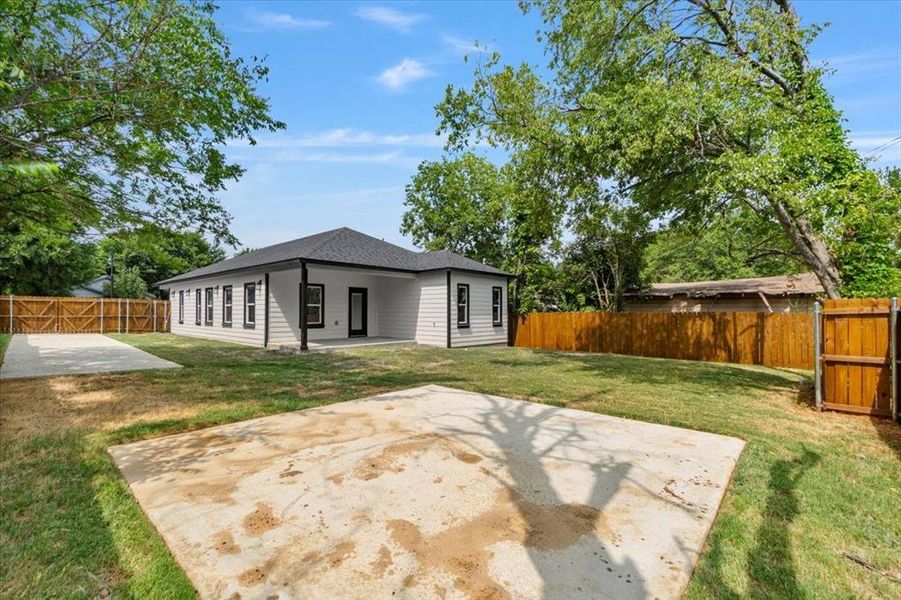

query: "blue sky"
xmin=213 ymin=1 xmax=901 ymax=252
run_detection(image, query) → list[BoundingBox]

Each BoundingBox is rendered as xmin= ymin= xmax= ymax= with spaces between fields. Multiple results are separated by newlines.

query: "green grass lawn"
xmin=1 ymin=334 xmax=898 ymax=598
xmin=0 ymin=333 xmax=10 ymax=365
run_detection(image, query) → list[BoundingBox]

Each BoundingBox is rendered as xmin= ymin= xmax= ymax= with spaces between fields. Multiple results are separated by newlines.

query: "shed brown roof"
xmin=629 ymin=273 xmax=824 ymax=298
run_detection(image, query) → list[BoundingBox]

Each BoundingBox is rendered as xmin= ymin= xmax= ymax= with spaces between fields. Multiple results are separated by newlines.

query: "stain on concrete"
xmin=370 ymin=546 xmax=393 ymax=577
xmin=212 ymin=531 xmax=240 ymax=554
xmin=386 ymin=487 xmax=612 ymax=600
xmin=243 ymin=503 xmax=280 ymax=536
xmin=353 ymin=433 xmax=484 ymax=481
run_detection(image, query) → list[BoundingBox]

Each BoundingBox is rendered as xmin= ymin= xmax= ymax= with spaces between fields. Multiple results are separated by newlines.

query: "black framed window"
xmin=457 ymin=283 xmax=470 ymax=327
xmin=222 ymin=285 xmax=232 ymax=326
xmin=204 ymin=287 xmax=213 ymax=325
xmin=243 ymin=282 xmax=256 ymax=328
xmin=178 ymin=290 xmax=184 ymax=324
xmin=492 ymin=286 xmax=503 ymax=326
xmin=195 ymin=289 xmax=201 ymax=325
xmin=301 ymin=283 xmax=325 ymax=328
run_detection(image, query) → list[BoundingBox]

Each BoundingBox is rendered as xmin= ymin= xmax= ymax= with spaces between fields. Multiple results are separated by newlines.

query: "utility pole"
xmin=108 ymin=252 xmax=115 ymax=297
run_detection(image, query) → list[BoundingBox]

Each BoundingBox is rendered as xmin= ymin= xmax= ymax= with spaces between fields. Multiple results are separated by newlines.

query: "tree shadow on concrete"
xmin=430 ymin=391 xmax=692 ymax=599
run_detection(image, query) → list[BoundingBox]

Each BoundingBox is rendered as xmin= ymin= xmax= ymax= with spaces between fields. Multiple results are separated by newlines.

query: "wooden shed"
xmin=624 ymin=273 xmax=824 ymax=313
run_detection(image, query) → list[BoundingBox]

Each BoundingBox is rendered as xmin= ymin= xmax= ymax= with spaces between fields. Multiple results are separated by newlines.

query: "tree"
xmin=105 ymin=265 xmax=148 ymax=299
xmin=401 ymin=154 xmax=510 ymax=267
xmin=560 ymin=202 xmax=650 ymax=311
xmin=99 ymin=226 xmax=225 ymax=297
xmin=436 ymin=0 xmax=899 ymax=297
xmin=0 ymin=219 xmax=98 ymax=295
xmin=643 ymin=208 xmax=804 ymax=283
xmin=401 ymin=153 xmax=563 ymax=311
xmin=1 ymin=0 xmax=284 ymax=244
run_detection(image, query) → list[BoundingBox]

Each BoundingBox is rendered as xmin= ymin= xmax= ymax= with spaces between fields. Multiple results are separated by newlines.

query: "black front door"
xmin=348 ymin=287 xmax=368 ymax=337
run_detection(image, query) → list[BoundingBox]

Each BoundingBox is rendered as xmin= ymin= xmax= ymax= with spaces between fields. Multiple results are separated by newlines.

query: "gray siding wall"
xmin=166 ymin=266 xmax=506 ymax=349
xmin=169 ymin=271 xmax=267 ymax=347
xmin=378 ymin=278 xmax=418 ymax=339
xmin=450 ymin=272 xmax=508 ymax=347
xmin=413 ymin=271 xmax=447 ymax=347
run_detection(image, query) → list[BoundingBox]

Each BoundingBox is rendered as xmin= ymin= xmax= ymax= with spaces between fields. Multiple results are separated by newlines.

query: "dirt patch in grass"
xmin=0 ymin=375 xmax=223 ymax=438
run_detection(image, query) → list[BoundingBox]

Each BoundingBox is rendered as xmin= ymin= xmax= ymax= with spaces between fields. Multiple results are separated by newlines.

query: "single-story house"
xmin=71 ymin=275 xmax=111 ymax=297
xmin=623 ymin=273 xmax=824 ymax=313
xmin=157 ymin=227 xmax=510 ymax=350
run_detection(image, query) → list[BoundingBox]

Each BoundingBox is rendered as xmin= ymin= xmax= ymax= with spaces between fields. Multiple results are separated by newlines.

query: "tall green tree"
xmin=560 ymin=201 xmax=650 ymax=311
xmin=436 ymin=0 xmax=900 ymax=297
xmin=1 ymin=0 xmax=284 ymax=243
xmin=643 ymin=208 xmax=805 ymax=283
xmin=99 ymin=226 xmax=225 ymax=297
xmin=0 ymin=219 xmax=98 ymax=295
xmin=105 ymin=265 xmax=148 ymax=299
xmin=401 ymin=153 xmax=563 ymax=311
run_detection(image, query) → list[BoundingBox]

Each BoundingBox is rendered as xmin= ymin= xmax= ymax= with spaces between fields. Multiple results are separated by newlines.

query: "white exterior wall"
xmin=450 ymin=272 xmax=508 ymax=347
xmin=414 ymin=271 xmax=448 ymax=347
xmin=166 ymin=266 xmax=507 ymax=349
xmin=378 ymin=278 xmax=419 ymax=339
xmin=169 ymin=271 xmax=267 ymax=347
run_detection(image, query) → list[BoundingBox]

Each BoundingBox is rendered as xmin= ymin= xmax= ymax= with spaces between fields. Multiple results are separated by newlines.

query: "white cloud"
xmin=354 ymin=6 xmax=426 ymax=32
xmin=231 ymin=149 xmax=422 ymax=168
xmin=849 ymin=130 xmax=901 ymax=165
xmin=816 ymin=48 xmax=900 ymax=77
xmin=442 ymin=35 xmax=491 ymax=56
xmin=246 ymin=10 xmax=330 ymax=31
xmin=231 ymin=128 xmax=446 ymax=149
xmin=376 ymin=59 xmax=433 ymax=91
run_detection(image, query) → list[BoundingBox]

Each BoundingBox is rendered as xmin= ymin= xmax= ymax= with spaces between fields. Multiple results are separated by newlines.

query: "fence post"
xmin=125 ymin=299 xmax=130 ymax=334
xmin=7 ymin=295 xmax=12 ymax=335
xmin=813 ymin=301 xmax=823 ymax=411
xmin=100 ymin=298 xmax=104 ymax=334
xmin=117 ymin=299 xmax=121 ymax=333
xmin=891 ymin=297 xmax=898 ymax=422
xmin=153 ymin=300 xmax=157 ymax=332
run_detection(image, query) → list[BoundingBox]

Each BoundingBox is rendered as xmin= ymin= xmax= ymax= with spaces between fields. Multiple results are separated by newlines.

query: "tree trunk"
xmin=768 ymin=197 xmax=842 ymax=298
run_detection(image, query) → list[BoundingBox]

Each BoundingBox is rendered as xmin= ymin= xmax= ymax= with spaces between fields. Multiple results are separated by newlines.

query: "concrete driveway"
xmin=110 ymin=385 xmax=744 ymax=600
xmin=0 ymin=334 xmax=180 ymax=379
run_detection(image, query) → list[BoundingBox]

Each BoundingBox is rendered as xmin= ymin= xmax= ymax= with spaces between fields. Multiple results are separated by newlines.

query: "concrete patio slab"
xmin=109 ymin=385 xmax=744 ymax=600
xmin=0 ymin=334 xmax=180 ymax=379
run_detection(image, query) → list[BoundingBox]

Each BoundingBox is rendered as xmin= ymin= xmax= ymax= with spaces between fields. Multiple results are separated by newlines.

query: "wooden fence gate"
xmin=0 ymin=295 xmax=170 ymax=334
xmin=815 ymin=298 xmax=898 ymax=419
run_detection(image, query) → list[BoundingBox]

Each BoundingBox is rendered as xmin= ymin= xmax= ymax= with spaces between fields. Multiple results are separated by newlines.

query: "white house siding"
xmin=378 ymin=278 xmax=419 ymax=339
xmin=169 ymin=272 xmax=266 ymax=347
xmin=450 ymin=272 xmax=508 ymax=347
xmin=414 ymin=271 xmax=448 ymax=347
xmin=268 ymin=266 xmax=391 ymax=346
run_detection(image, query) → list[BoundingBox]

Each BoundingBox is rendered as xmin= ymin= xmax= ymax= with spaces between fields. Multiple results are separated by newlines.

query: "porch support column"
xmin=300 ymin=261 xmax=309 ymax=351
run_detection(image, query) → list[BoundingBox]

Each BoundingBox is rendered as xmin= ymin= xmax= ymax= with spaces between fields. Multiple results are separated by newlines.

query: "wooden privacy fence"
xmin=513 ymin=310 xmax=814 ymax=369
xmin=815 ymin=298 xmax=898 ymax=418
xmin=0 ymin=295 xmax=170 ymax=334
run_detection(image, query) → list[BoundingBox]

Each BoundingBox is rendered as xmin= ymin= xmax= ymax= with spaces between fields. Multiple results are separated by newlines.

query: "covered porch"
xmin=266 ymin=262 xmax=428 ymax=351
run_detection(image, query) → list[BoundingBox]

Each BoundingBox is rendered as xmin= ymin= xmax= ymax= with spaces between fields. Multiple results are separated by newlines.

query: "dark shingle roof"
xmin=158 ymin=227 xmax=508 ymax=285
